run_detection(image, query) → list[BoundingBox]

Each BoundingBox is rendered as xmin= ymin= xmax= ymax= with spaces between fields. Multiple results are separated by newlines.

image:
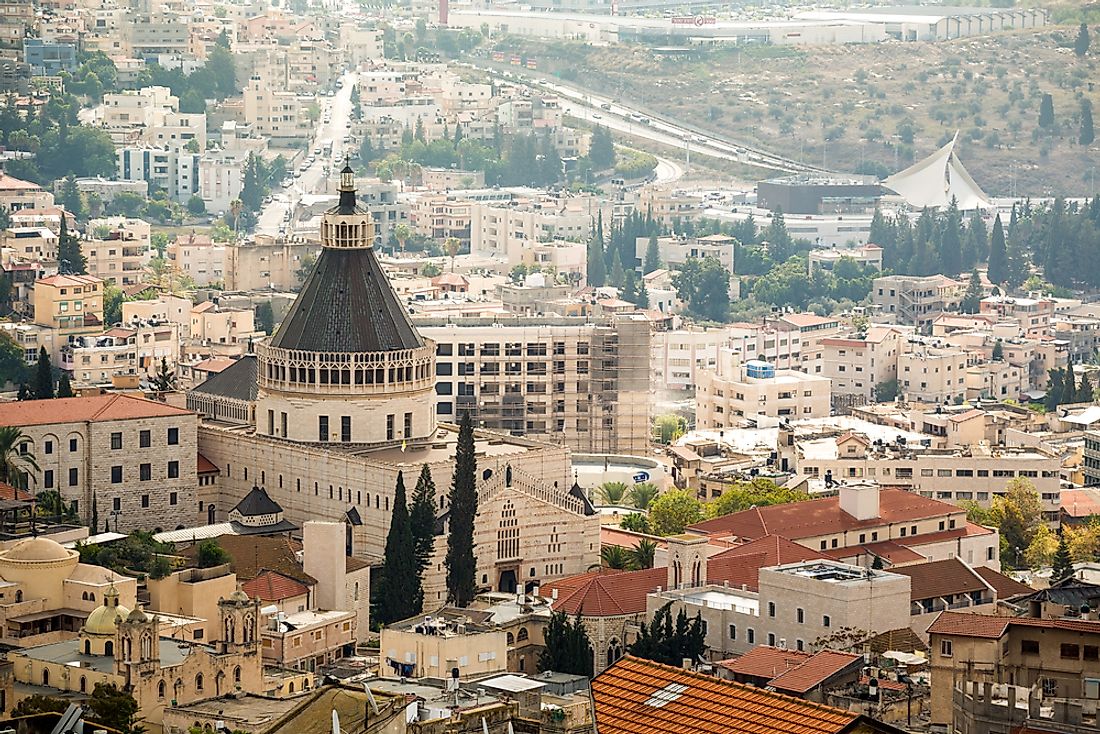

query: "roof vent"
xmin=643 ymin=682 xmax=688 ymax=708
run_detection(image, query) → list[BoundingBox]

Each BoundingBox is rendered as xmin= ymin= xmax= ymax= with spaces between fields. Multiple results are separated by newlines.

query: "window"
xmin=768 ymin=602 xmax=775 ymax=617
xmin=341 ymin=416 xmax=351 ymax=442
xmin=1021 ymin=640 xmax=1040 ymax=655
xmin=796 ymin=639 xmax=804 ymax=652
xmin=767 ymin=633 xmax=776 ymax=646
xmin=168 ymin=460 xmax=179 ymax=479
xmin=139 ymin=430 xmax=151 ymax=448
xmin=167 ymin=427 xmax=179 ymax=445
xmin=404 ymin=412 xmax=412 ymax=437
xmin=113 ymin=497 xmax=120 ymax=511
xmin=44 ymin=469 xmax=54 ymax=489
xmin=940 ymin=640 xmax=953 ymax=657
xmin=44 ymin=440 xmax=53 ymax=455
xmin=747 ymin=629 xmax=755 ymax=644
xmin=140 ymin=463 xmax=151 ymax=481
xmin=796 ymin=608 xmax=804 ymax=624
xmin=318 ymin=415 xmax=329 ymax=442
xmin=1084 ymin=645 xmax=1099 ymax=661
xmin=728 ymin=624 xmax=737 ymax=640
xmin=386 ymin=414 xmax=394 ymax=441
xmin=1061 ymin=643 xmax=1080 ymax=660
xmin=170 ymin=492 xmax=177 ymax=506
xmin=69 ymin=468 xmax=78 ymax=486
xmin=110 ymin=432 xmax=122 ymax=449
xmin=823 ymin=615 xmax=830 ymax=628
xmin=111 ymin=466 xmax=123 ymax=483
xmin=141 ymin=494 xmax=149 ymax=508
xmin=69 ymin=438 xmax=78 ymax=452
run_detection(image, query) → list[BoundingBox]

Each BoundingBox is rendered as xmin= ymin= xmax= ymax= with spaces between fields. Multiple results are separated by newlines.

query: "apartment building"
xmin=380 ymin=612 xmax=508 ymax=679
xmin=696 ymin=352 xmax=832 ymax=427
xmin=468 ymin=197 xmax=591 ymax=261
xmin=102 ymin=86 xmax=206 ymax=150
xmin=981 ymin=294 xmax=1055 ymax=338
xmin=243 ymin=75 xmax=313 ymax=140
xmin=122 ymin=294 xmax=193 ymax=337
xmin=636 ymin=186 xmax=705 ymax=228
xmin=820 ymin=326 xmax=905 ymax=406
xmin=124 ymin=14 xmax=190 ymax=59
xmin=198 ymin=152 xmax=244 ymax=213
xmin=168 ymin=233 xmax=226 ymax=286
xmin=1080 ymin=431 xmax=1100 ymax=487
xmin=32 ymin=274 xmax=104 ymax=337
xmin=22 ymin=38 xmax=76 ymax=76
xmin=417 ymin=316 xmax=651 ymax=454
xmin=189 ymin=302 xmax=263 ymax=355
xmin=0 ymin=172 xmax=55 ymax=212
xmin=927 ymin=611 xmax=1100 ymax=729
xmin=872 ymin=274 xmax=962 ymax=328
xmin=61 ymin=321 xmax=181 ymax=386
xmin=1 ymin=226 xmax=57 ymax=261
xmin=82 ymin=217 xmax=151 ymax=286
xmin=965 ymin=360 xmax=1027 ymax=401
xmin=0 ymin=394 xmax=199 ymax=533
xmin=786 ymin=429 xmax=1061 ymax=519
xmin=411 ymin=193 xmax=472 ymax=245
xmin=263 ymin=609 xmax=356 ymax=672
xmin=635 ymin=233 xmax=735 ymax=274
xmin=116 ymin=146 xmax=200 ymax=202
xmin=224 ymin=235 xmax=319 ymax=291
xmin=898 ymin=345 xmax=972 ymax=403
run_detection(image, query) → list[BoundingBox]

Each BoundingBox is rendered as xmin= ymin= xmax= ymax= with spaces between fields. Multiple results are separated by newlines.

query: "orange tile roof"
xmin=1060 ymin=487 xmax=1100 ymax=518
xmin=592 ymin=656 xmax=860 ymax=734
xmin=718 ymin=645 xmax=813 ymax=680
xmin=600 ymin=526 xmax=668 ymax=551
xmin=892 ymin=558 xmax=991 ymax=601
xmin=767 ymin=650 xmax=862 ymax=695
xmin=690 ymin=488 xmax=958 ymax=541
xmin=0 ymin=394 xmax=193 ymax=427
xmin=241 ymin=569 xmax=310 ymax=601
xmin=0 ymin=481 xmax=33 ymax=502
xmin=37 ymin=273 xmax=102 ymax=287
xmin=927 ymin=611 xmax=1100 ymax=638
xmin=972 ymin=567 xmax=1033 ymax=598
xmin=0 ymin=173 xmax=42 ymax=191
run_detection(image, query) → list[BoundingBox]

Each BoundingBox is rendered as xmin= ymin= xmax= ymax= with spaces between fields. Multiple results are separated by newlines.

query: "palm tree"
xmin=0 ymin=426 xmax=37 ymax=490
xmin=629 ymin=539 xmax=658 ymax=570
xmin=600 ymin=545 xmax=633 ymax=570
xmin=597 ymin=481 xmax=629 ymax=505
xmin=393 ymin=223 xmax=412 ymax=255
xmin=445 ymin=236 xmax=461 ymax=272
xmin=629 ymin=482 xmax=659 ymax=510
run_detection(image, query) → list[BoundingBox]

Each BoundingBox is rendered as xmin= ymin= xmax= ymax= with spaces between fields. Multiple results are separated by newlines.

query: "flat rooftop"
xmin=677 ymin=588 xmax=758 ymax=615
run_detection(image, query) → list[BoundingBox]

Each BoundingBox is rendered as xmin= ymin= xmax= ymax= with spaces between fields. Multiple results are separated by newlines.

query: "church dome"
xmin=2 ymin=536 xmax=77 ymax=563
xmin=84 ymin=586 xmax=131 ymax=636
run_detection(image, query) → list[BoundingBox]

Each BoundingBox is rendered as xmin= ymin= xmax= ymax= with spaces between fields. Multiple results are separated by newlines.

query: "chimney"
xmin=303 ymin=521 xmax=345 ymax=611
xmin=838 ymin=482 xmax=880 ymax=522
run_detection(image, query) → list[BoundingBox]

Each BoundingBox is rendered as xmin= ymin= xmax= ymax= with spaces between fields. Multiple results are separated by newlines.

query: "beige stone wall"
xmin=147 ymin=568 xmax=238 ymax=642
xmin=256 ymin=386 xmax=436 ymax=446
xmin=380 ymin=627 xmax=508 ymax=678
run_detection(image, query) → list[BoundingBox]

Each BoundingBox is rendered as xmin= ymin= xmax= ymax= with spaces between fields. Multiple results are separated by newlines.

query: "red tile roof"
xmin=197 ymin=452 xmax=219 ymax=475
xmin=0 ymin=394 xmax=193 ymax=427
xmin=0 ymin=173 xmax=42 ymax=191
xmin=767 ymin=650 xmax=862 ymax=695
xmin=972 ymin=567 xmax=1033 ymax=598
xmin=690 ymin=488 xmax=958 ymax=541
xmin=592 ymin=656 xmax=860 ymax=734
xmin=1060 ymin=487 xmax=1100 ymax=519
xmin=892 ymin=558 xmax=991 ymax=601
xmin=546 ymin=535 xmax=830 ymax=616
xmin=718 ymin=646 xmax=813 ymax=680
xmin=823 ymin=539 xmax=926 ymax=565
xmin=241 ymin=569 xmax=310 ymax=602
xmin=0 ymin=481 xmax=33 ymax=502
xmin=927 ymin=611 xmax=1100 ymax=638
xmin=37 ymin=273 xmax=102 ymax=287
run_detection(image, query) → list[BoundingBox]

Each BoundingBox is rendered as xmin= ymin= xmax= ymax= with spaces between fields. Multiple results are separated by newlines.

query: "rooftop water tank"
xmin=745 ymin=360 xmax=776 ymax=379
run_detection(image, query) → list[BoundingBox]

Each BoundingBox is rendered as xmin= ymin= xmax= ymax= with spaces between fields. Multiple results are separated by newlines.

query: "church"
xmin=189 ymin=165 xmax=600 ymax=604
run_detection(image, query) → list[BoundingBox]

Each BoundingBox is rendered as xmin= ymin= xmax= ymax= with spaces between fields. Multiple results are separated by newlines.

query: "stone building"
xmin=0 ymin=394 xmax=199 ymax=533
xmin=191 ymin=168 xmax=600 ymax=607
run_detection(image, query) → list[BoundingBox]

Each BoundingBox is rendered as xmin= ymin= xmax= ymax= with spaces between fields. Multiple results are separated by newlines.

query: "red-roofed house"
xmin=0 ymin=394 xmax=198 ymax=533
xmin=719 ymin=645 xmax=863 ymax=702
xmin=927 ymin=611 xmax=1100 ymax=728
xmin=0 ymin=172 xmax=54 ymax=212
xmin=242 ymin=569 xmax=311 ymax=612
xmin=32 ymin=273 xmax=104 ymax=336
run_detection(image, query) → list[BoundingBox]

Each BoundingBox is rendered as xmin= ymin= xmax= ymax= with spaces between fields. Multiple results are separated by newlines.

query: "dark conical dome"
xmin=269 ymin=246 xmax=423 ymax=353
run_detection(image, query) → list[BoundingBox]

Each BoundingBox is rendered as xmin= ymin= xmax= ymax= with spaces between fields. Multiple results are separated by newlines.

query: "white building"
xmin=696 ymin=352 xmax=832 ymax=427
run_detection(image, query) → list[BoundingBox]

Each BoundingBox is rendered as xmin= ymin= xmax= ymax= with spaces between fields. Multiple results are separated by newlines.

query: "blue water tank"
xmin=745 ymin=360 xmax=776 ymax=379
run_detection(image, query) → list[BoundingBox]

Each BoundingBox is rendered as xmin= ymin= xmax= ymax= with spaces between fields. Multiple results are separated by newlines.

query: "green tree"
xmin=255 ymin=301 xmax=274 ymax=335
xmin=875 ymin=378 xmax=900 ymax=402
xmin=33 ymin=347 xmax=54 ymax=400
xmin=630 ymin=482 xmax=659 ymax=510
xmin=586 ymin=214 xmax=606 ymax=287
xmin=619 ymin=513 xmax=651 ymax=534
xmin=538 ymin=611 xmax=594 ymax=677
xmin=1025 ymin=524 xmax=1059 ymax=570
xmin=0 ymin=426 xmax=38 ymax=490
xmin=992 ymin=340 xmax=1004 ymax=361
xmin=648 ymin=490 xmax=703 ymax=536
xmin=12 ymin=694 xmax=68 ymax=716
xmin=960 ymin=269 xmax=983 ymax=313
xmin=87 ymin=682 xmax=143 ymax=734
xmin=992 ymin=478 xmax=1044 ymax=564
xmin=196 ymin=538 xmax=229 ymax=568
xmin=1081 ymin=101 xmax=1095 ymax=146
xmin=628 ymin=602 xmax=706 ymax=666
xmin=653 ymin=414 xmax=686 ymax=444
xmin=186 ymin=195 xmax=206 ymax=215
xmin=377 ymin=471 xmax=419 ymax=625
xmin=59 ymin=175 xmax=85 ymax=219
xmin=1038 ymin=93 xmax=1055 ymax=129
xmin=1074 ymin=22 xmax=1091 ymax=57
xmin=445 ymin=412 xmax=478 ymax=606
xmin=1078 ymin=371 xmax=1095 ymax=403
xmin=57 ymin=217 xmax=87 ymax=275
xmin=152 ymin=357 xmax=175 ymax=391
xmin=1046 ymin=367 xmax=1065 ymax=411
xmin=588 ymin=125 xmax=615 ymax=169
xmin=597 ymin=481 xmax=629 ymax=505
xmin=57 ymin=372 xmax=74 ymax=398
xmin=601 ymin=544 xmax=633 ymax=569
xmin=629 ymin=538 xmax=658 ymax=570
xmin=410 ymin=464 xmax=437 ymax=580
xmin=1051 ymin=533 xmax=1074 ymax=582
xmin=987 ymin=214 xmax=1007 ymax=284
xmin=705 ymin=478 xmax=810 ymax=518
xmin=643 ymin=235 xmax=661 ymax=274
xmin=0 ymin=330 xmax=28 ymax=387
xmin=240 ymin=154 xmax=264 ymax=212
xmin=672 ymin=257 xmax=731 ymax=322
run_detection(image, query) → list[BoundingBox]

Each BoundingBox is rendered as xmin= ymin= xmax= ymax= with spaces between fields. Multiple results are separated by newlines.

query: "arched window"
xmin=517 ymin=628 xmax=529 ymax=642
xmin=195 ymin=673 xmax=204 ymax=691
xmin=84 ymin=639 xmax=91 ymax=655
xmin=506 ymin=632 xmax=515 ymax=645
xmin=289 ymin=682 xmax=295 ymax=693
xmin=224 ymin=615 xmax=235 ymax=642
xmin=233 ymin=666 xmax=241 ymax=684
xmin=141 ymin=632 xmax=152 ymax=660
xmin=42 ymin=669 xmax=49 ymax=686
xmin=88 ymin=593 xmax=94 ymax=602
xmin=104 ymin=640 xmax=113 ymax=657
xmin=242 ymin=615 xmax=255 ymax=643
xmin=81 ymin=591 xmax=88 ymax=601
xmin=158 ymin=680 xmax=166 ymax=699
xmin=15 ymin=590 xmax=22 ymax=602
xmin=607 ymin=639 xmax=623 ymax=667
xmin=80 ymin=676 xmax=87 ymax=693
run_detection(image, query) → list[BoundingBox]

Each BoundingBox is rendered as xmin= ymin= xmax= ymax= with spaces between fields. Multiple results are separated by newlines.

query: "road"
xmin=256 ymin=69 xmax=358 ymax=237
xmin=475 ymin=64 xmax=825 ymax=175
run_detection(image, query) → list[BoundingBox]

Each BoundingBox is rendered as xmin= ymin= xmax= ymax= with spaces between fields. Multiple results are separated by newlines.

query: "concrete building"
xmin=696 ymin=352 xmax=831 ymax=427
xmin=122 ymin=294 xmax=193 ymax=336
xmin=758 ymin=174 xmax=881 ymax=215
xmin=243 ymin=75 xmax=313 ymax=140
xmin=636 ymin=233 xmax=735 ymax=275
xmin=873 ymin=274 xmax=962 ymax=329
xmin=0 ymin=394 xmax=199 ymax=533
xmin=927 ymin=611 xmax=1100 ymax=730
xmin=418 ymin=316 xmax=652 ymax=454
xmin=198 ymin=152 xmax=244 ymax=214
xmin=32 ymin=273 xmax=104 ymax=337
xmin=116 ymin=146 xmax=201 ymax=203
xmin=22 ymin=38 xmax=77 ymax=76
xmin=897 ymin=345 xmax=971 ymax=403
xmin=190 ymin=169 xmax=601 ymax=606
xmin=264 ymin=609 xmax=356 ymax=672
xmin=1 ymin=226 xmax=58 ymax=262
xmin=807 ymin=244 xmax=884 ymax=274
xmin=980 ymin=294 xmax=1055 ymax=339
xmin=82 ymin=217 xmax=152 ymax=286
xmin=469 ymin=197 xmax=591 ymax=261
xmin=224 ymin=235 xmax=319 ymax=292
xmin=380 ymin=610 xmax=508 ymax=679
xmin=61 ymin=321 xmax=180 ymax=386
xmin=168 ymin=233 xmax=226 ymax=287
xmin=189 ymin=302 xmax=263 ymax=355
xmin=0 ymin=172 xmax=55 ymax=212
xmin=820 ymin=326 xmax=905 ymax=407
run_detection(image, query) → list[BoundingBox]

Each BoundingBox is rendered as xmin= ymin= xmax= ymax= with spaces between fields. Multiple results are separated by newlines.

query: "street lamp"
xmin=109 ymin=509 xmax=122 ymax=533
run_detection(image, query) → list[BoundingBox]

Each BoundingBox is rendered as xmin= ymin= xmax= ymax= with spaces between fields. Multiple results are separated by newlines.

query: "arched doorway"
xmin=498 ymin=569 xmax=517 ymax=593
xmin=207 ymin=504 xmax=216 ymax=524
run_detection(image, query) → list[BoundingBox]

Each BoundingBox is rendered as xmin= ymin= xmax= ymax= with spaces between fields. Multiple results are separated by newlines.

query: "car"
xmin=314 ymin=147 xmax=322 ymax=154
xmin=345 ymin=122 xmax=352 ymax=128
xmin=592 ymin=113 xmax=602 ymax=119
xmin=600 ymin=102 xmax=611 ymax=110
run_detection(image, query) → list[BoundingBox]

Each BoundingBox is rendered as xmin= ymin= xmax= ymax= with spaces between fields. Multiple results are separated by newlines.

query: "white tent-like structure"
xmin=883 ymin=131 xmax=992 ymax=210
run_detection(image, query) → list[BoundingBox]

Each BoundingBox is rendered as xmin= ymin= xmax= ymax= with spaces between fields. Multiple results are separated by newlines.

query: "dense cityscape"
xmin=0 ymin=0 xmax=1098 ymax=732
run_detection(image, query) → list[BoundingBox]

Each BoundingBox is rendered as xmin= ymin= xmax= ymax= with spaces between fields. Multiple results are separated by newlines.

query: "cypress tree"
xmin=1074 ymin=22 xmax=1090 ymax=57
xmin=33 ymin=347 xmax=54 ymax=400
xmin=410 ymin=463 xmax=437 ymax=613
xmin=57 ymin=372 xmax=74 ymax=398
xmin=587 ymin=212 xmax=606 ymax=287
xmin=609 ymin=257 xmax=626 ymax=289
xmin=1061 ymin=361 xmax=1079 ymax=406
xmin=960 ymin=269 xmax=983 ymax=313
xmin=538 ymin=611 xmax=594 ymax=677
xmin=987 ymin=214 xmax=1007 ymax=284
xmin=1080 ymin=101 xmax=1095 ymax=146
xmin=377 ymin=471 xmax=417 ymax=625
xmin=90 ymin=492 xmax=98 ymax=534
xmin=1046 ymin=368 xmax=1064 ymax=411
xmin=16 ymin=383 xmax=29 ymax=401
xmin=445 ymin=412 xmax=478 ymax=607
xmin=964 ymin=209 xmax=988 ymax=268
xmin=1078 ymin=371 xmax=1095 ymax=403
xmin=1039 ymin=93 xmax=1055 ymax=129
xmin=57 ymin=217 xmax=86 ymax=275
xmin=643 ymin=235 xmax=661 ymax=274
xmin=1051 ymin=534 xmax=1073 ymax=582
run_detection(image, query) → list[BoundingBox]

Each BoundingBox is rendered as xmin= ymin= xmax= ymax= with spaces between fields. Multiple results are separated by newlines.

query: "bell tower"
xmin=219 ymin=590 xmax=260 ymax=653
xmin=118 ymin=606 xmax=159 ymax=680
